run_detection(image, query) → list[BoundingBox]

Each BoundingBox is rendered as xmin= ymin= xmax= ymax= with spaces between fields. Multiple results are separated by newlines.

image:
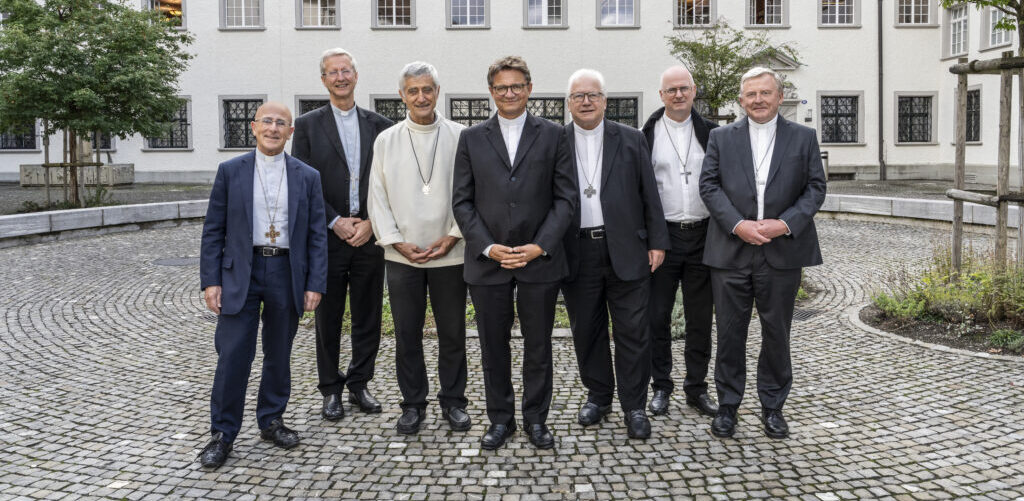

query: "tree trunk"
xmin=68 ymin=130 xmax=80 ymax=206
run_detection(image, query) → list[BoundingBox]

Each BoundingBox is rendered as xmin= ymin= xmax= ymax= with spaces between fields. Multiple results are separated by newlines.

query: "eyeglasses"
xmin=661 ymin=86 xmax=692 ymax=96
xmin=403 ymin=86 xmax=436 ymax=97
xmin=491 ymin=83 xmax=528 ymax=95
xmin=257 ymin=117 xmax=291 ymax=128
xmin=322 ymin=69 xmax=354 ymax=79
xmin=569 ymin=92 xmax=604 ymax=103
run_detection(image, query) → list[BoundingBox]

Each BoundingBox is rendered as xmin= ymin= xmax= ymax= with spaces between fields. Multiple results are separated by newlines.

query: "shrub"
xmin=988 ymin=329 xmax=1024 ymax=354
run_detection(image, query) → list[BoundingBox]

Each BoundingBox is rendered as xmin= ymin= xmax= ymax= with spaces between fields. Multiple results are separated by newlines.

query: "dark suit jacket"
xmin=641 ymin=106 xmax=718 ymax=153
xmin=200 ymin=151 xmax=329 ymax=315
xmin=562 ymin=119 xmax=670 ymax=283
xmin=290 ymin=104 xmax=393 ymax=250
xmin=452 ymin=112 xmax=577 ymax=286
xmin=699 ymin=115 xmax=826 ymax=270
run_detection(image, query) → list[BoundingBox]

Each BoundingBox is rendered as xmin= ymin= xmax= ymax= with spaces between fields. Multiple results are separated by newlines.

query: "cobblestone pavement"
xmin=1 ymin=219 xmax=1023 ymax=500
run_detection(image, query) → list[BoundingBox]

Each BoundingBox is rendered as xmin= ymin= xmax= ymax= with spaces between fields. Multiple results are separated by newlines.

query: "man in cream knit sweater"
xmin=368 ymin=61 xmax=470 ymax=434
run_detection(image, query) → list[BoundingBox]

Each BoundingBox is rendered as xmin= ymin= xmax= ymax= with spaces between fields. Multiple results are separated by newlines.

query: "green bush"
xmin=988 ymin=329 xmax=1024 ymax=354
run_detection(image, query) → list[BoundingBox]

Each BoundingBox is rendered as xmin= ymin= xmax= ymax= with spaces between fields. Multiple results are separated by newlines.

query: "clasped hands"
xmin=204 ymin=286 xmax=321 ymax=314
xmin=489 ymin=243 xmax=543 ymax=269
xmin=393 ymin=236 xmax=460 ymax=264
xmin=332 ymin=217 xmax=373 ymax=247
xmin=734 ymin=219 xmax=788 ymax=246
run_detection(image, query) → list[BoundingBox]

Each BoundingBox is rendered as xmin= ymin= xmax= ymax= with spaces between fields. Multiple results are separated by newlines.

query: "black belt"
xmin=669 ymin=219 xmax=708 ymax=230
xmin=254 ymin=246 xmax=289 ymax=257
xmin=579 ymin=226 xmax=605 ymax=239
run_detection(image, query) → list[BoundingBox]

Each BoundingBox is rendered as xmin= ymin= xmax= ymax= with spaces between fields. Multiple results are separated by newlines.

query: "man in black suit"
xmin=452 ymin=56 xmax=576 ymax=450
xmin=641 ymin=65 xmax=720 ymax=418
xmin=560 ymin=69 xmax=669 ymax=439
xmin=699 ymin=67 xmax=826 ymax=440
xmin=291 ymin=48 xmax=393 ymax=421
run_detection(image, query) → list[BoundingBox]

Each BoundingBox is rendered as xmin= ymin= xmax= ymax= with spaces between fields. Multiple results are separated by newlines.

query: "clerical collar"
xmin=331 ymin=103 xmax=356 ymax=117
xmin=663 ymin=113 xmax=692 ymax=129
xmin=405 ymin=112 xmax=441 ymax=133
xmin=497 ymin=111 xmax=527 ymax=128
xmin=574 ymin=120 xmax=604 ymax=137
xmin=256 ymin=150 xmax=284 ymax=165
xmin=748 ymin=114 xmax=778 ymax=130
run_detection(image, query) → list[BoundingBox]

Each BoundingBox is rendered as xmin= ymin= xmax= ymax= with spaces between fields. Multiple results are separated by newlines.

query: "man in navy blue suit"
xmin=197 ymin=101 xmax=328 ymax=469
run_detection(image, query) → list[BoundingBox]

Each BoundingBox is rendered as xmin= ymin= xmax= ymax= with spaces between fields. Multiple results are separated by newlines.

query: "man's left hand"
xmin=304 ymin=291 xmax=322 ymax=312
xmin=500 ymin=244 xmax=543 ymax=269
xmin=756 ymin=219 xmax=789 ymax=239
xmin=648 ymin=249 xmax=665 ymax=273
xmin=345 ymin=219 xmax=374 ymax=247
xmin=425 ymin=236 xmax=460 ymax=260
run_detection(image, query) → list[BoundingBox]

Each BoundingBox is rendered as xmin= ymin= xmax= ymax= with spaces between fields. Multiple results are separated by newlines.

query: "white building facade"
xmin=0 ymin=0 xmax=1019 ymax=186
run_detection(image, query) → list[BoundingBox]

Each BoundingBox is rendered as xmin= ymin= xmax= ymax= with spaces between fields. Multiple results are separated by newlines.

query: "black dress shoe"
xmin=481 ymin=421 xmax=516 ymax=450
xmin=686 ymin=393 xmax=719 ymax=417
xmin=348 ymin=388 xmax=382 ymax=413
xmin=624 ymin=409 xmax=651 ymax=439
xmin=711 ymin=405 xmax=737 ymax=438
xmin=524 ymin=422 xmax=555 ymax=449
xmin=260 ymin=419 xmax=300 ymax=449
xmin=761 ymin=408 xmax=789 ymax=439
xmin=577 ymin=402 xmax=611 ymax=426
xmin=442 ymin=407 xmax=472 ymax=431
xmin=198 ymin=432 xmax=232 ymax=469
xmin=648 ymin=389 xmax=670 ymax=416
xmin=396 ymin=408 xmax=425 ymax=434
xmin=322 ymin=393 xmax=344 ymax=421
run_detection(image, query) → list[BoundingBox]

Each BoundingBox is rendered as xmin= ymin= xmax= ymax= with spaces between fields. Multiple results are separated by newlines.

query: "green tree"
xmin=940 ymin=1 xmax=1022 ymax=55
xmin=665 ymin=18 xmax=801 ymax=117
xmin=0 ymin=0 xmax=193 ymax=205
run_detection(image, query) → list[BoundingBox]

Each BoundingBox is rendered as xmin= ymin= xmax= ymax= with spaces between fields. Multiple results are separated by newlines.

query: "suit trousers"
xmin=386 ymin=261 xmax=469 ymax=411
xmin=648 ymin=221 xmax=714 ymax=397
xmin=562 ymin=236 xmax=651 ymax=412
xmin=210 ymin=253 xmax=298 ymax=444
xmin=710 ymin=247 xmax=801 ymax=410
xmin=469 ymin=280 xmax=559 ymax=426
xmin=314 ymin=242 xmax=385 ymax=396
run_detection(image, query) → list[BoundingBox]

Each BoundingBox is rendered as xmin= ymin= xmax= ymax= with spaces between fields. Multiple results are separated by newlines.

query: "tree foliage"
xmin=665 ymin=19 xmax=801 ymax=115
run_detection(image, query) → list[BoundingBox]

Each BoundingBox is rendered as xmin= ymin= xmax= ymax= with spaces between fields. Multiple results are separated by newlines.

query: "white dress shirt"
xmin=484 ymin=111 xmax=529 ymax=258
xmin=651 ymin=114 xmax=709 ymax=222
xmin=573 ymin=121 xmax=605 ymax=228
xmin=748 ymin=115 xmax=778 ymax=221
xmin=252 ymin=150 xmax=289 ymax=248
xmin=332 ymin=103 xmax=361 ymax=225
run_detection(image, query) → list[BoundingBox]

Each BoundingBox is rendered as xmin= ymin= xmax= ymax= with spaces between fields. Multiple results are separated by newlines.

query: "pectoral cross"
xmin=681 ymin=170 xmax=691 ymax=184
xmin=584 ymin=185 xmax=596 ymax=198
xmin=265 ymin=224 xmax=280 ymax=244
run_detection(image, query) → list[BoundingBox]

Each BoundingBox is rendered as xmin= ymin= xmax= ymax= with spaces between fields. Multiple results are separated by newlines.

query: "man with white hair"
xmin=560 ymin=68 xmax=669 ymax=439
xmin=699 ymin=67 xmax=826 ymax=440
xmin=368 ymin=61 xmax=470 ymax=434
xmin=292 ymin=48 xmax=394 ymax=422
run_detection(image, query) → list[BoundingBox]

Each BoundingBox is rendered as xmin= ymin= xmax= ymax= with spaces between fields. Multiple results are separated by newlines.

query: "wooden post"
xmin=62 ymin=128 xmax=68 ymax=203
xmin=996 ymin=54 xmax=1013 ymax=272
xmin=953 ymin=57 xmax=968 ymax=277
xmin=1018 ymin=68 xmax=1023 ymax=268
xmin=42 ymin=120 xmax=50 ymax=208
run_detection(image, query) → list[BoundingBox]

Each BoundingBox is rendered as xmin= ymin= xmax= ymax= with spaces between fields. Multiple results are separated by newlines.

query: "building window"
xmin=749 ymin=0 xmax=783 ymax=26
xmin=222 ymin=0 xmax=262 ymax=28
xmin=298 ymin=99 xmax=329 ymax=116
xmin=947 ymin=4 xmax=968 ymax=56
xmin=147 ymin=100 xmax=191 ymax=149
xmin=374 ymin=0 xmax=413 ymax=27
xmin=897 ymin=0 xmax=930 ymax=25
xmin=966 ymin=88 xmax=980 ymax=143
xmin=820 ymin=0 xmax=854 ymax=25
xmin=448 ymin=0 xmax=488 ymax=28
xmin=90 ymin=132 xmax=113 ymax=151
xmin=897 ymin=95 xmax=933 ymax=143
xmin=989 ymin=8 xmax=1013 ymax=47
xmin=374 ymin=98 xmax=408 ymax=123
xmin=0 ymin=122 xmax=36 ymax=150
xmin=675 ymin=0 xmax=711 ymax=27
xmin=222 ymin=98 xmax=263 ymax=148
xmin=150 ymin=0 xmax=184 ymax=28
xmin=605 ymin=97 xmax=639 ymax=128
xmin=598 ymin=0 xmax=637 ymax=27
xmin=526 ymin=0 xmax=564 ymax=27
xmin=449 ymin=97 xmax=491 ymax=127
xmin=820 ymin=96 xmax=858 ymax=143
xmin=299 ymin=0 xmax=337 ymax=27
xmin=527 ymin=97 xmax=565 ymax=123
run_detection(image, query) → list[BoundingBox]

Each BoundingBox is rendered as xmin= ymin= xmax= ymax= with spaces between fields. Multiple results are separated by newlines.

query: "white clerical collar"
xmin=332 ymin=103 xmax=357 ymax=117
xmin=405 ymin=112 xmax=441 ymax=133
xmin=663 ymin=113 xmax=692 ymax=129
xmin=574 ymin=120 xmax=604 ymax=137
xmin=748 ymin=114 xmax=778 ymax=131
xmin=256 ymin=150 xmax=285 ymax=165
xmin=497 ymin=111 xmax=527 ymax=128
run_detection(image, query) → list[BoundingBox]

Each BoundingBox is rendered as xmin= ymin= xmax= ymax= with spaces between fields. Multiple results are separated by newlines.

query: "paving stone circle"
xmin=0 ymin=218 xmax=1022 ymax=500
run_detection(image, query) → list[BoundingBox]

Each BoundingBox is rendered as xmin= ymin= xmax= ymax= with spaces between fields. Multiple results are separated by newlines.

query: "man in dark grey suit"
xmin=560 ymin=69 xmax=669 ymax=439
xmin=699 ymin=67 xmax=826 ymax=440
xmin=452 ymin=56 xmax=576 ymax=450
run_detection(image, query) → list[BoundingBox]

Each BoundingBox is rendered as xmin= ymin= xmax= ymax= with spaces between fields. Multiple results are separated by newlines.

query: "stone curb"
xmin=820 ymin=194 xmax=1020 ymax=228
xmin=845 ymin=304 xmax=1024 ymax=364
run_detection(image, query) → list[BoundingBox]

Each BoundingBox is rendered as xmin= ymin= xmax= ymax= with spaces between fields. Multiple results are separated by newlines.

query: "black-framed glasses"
xmin=491 ymin=83 xmax=528 ymax=95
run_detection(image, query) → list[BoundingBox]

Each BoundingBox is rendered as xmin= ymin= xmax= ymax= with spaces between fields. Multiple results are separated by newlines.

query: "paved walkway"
xmin=1 ymin=218 xmax=1023 ymax=500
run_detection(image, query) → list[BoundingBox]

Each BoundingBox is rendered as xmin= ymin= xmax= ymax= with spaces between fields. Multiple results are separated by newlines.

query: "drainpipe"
xmin=877 ymin=0 xmax=887 ymax=181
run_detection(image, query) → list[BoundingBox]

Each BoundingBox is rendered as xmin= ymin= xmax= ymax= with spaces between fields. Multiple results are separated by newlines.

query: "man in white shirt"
xmin=368 ymin=61 xmax=470 ymax=435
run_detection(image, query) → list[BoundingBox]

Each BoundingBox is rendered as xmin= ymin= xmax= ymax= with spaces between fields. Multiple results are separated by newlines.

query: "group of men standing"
xmin=197 ymin=48 xmax=826 ymax=469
